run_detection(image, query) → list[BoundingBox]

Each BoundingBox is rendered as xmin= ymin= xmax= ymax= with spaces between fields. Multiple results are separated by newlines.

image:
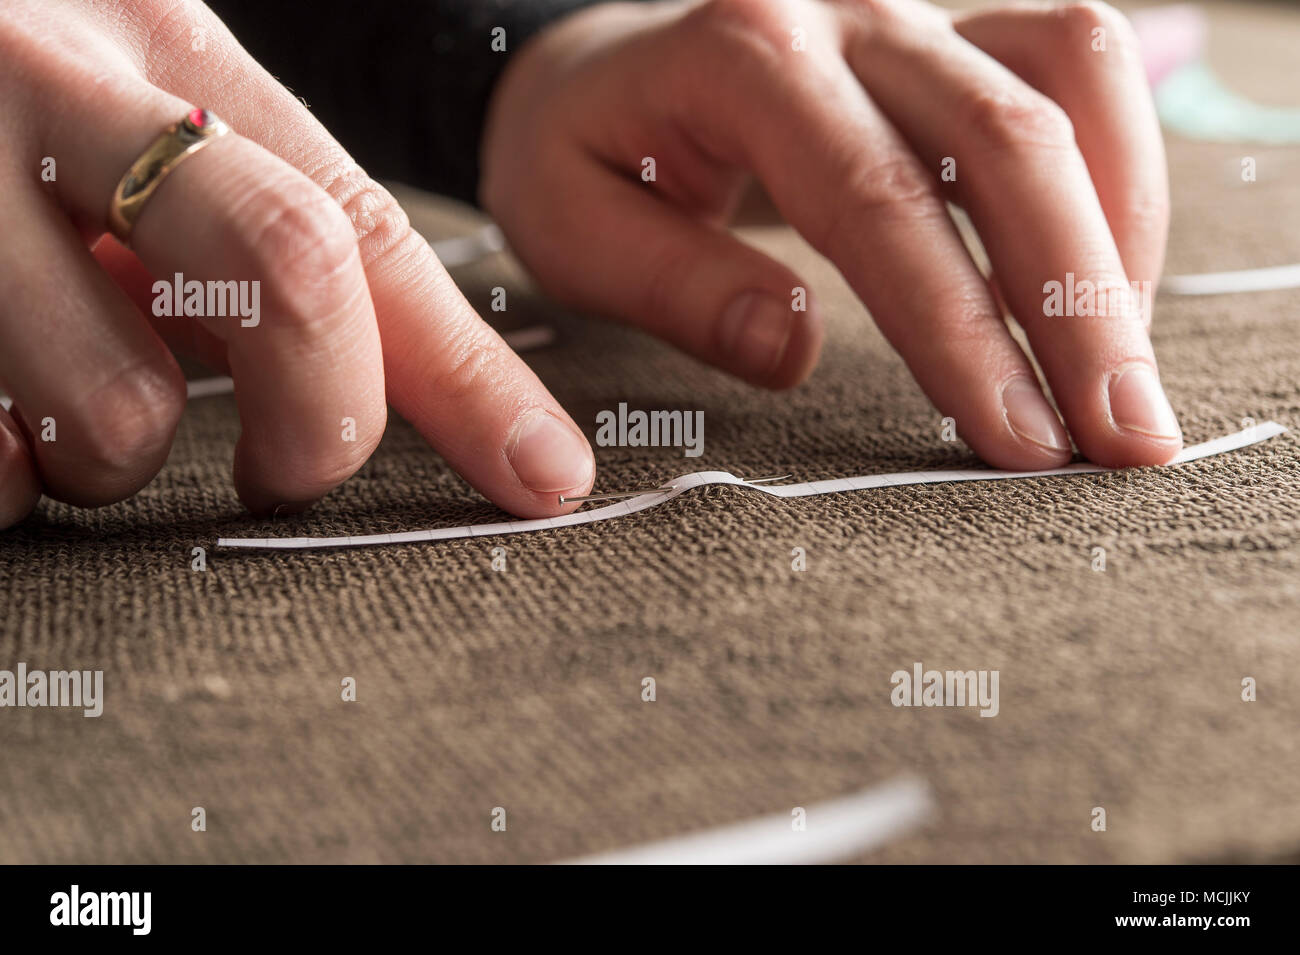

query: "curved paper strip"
xmin=558 ymin=776 xmax=934 ymax=865
xmin=1161 ymin=264 xmax=1300 ymax=296
xmin=217 ymin=422 xmax=1287 ymax=551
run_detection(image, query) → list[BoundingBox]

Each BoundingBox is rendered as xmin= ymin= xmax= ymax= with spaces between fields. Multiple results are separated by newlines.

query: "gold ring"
xmin=108 ymin=108 xmax=230 ymax=245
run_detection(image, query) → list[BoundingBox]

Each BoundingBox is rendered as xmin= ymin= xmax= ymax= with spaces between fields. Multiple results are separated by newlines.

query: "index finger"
xmin=39 ymin=71 xmax=387 ymax=513
xmin=126 ymin=2 xmax=595 ymax=516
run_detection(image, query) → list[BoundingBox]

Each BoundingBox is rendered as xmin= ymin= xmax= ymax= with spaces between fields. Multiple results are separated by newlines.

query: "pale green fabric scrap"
xmin=1156 ymin=62 xmax=1300 ymax=144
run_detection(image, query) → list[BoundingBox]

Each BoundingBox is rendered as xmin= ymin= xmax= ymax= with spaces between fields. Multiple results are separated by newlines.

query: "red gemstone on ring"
xmin=186 ymin=108 xmax=212 ymax=130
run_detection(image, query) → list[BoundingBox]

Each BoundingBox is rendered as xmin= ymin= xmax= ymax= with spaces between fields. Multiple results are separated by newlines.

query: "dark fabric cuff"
xmin=209 ymin=0 xmax=619 ymax=205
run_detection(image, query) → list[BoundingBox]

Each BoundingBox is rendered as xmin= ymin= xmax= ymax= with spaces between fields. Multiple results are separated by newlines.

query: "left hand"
xmin=481 ymin=0 xmax=1180 ymax=472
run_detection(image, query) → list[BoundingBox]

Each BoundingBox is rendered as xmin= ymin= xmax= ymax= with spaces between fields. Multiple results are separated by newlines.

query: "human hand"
xmin=481 ymin=0 xmax=1181 ymax=471
xmin=0 ymin=0 xmax=596 ymax=530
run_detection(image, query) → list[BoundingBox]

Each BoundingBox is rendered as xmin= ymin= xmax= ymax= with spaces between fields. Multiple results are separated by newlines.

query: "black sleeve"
xmin=206 ymin=0 xmax=617 ymax=205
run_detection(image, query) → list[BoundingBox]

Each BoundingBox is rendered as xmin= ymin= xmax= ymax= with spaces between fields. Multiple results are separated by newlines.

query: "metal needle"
xmin=558 ymin=473 xmax=792 ymax=505
xmin=558 ymin=485 xmax=678 ymax=505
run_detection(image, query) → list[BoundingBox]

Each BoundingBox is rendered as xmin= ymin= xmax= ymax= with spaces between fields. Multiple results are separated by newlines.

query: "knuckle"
xmin=831 ymin=0 xmax=937 ymax=39
xmin=1059 ymin=1 xmax=1136 ymax=46
xmin=245 ymin=179 xmax=362 ymax=329
xmin=699 ymin=0 xmax=786 ymax=31
xmin=1123 ymin=188 xmax=1170 ymax=238
xmin=960 ymin=87 xmax=1076 ymax=153
xmin=319 ymin=166 xmax=420 ymax=270
xmin=840 ymin=0 xmax=904 ymax=24
xmin=427 ymin=329 xmax=505 ymax=407
xmin=930 ymin=287 xmax=1004 ymax=347
xmin=692 ymin=0 xmax=804 ymax=57
xmin=817 ymin=155 xmax=942 ymax=254
xmin=139 ymin=1 xmax=236 ymax=87
xmin=138 ymin=0 xmax=192 ymax=68
xmin=107 ymin=0 xmax=183 ymax=37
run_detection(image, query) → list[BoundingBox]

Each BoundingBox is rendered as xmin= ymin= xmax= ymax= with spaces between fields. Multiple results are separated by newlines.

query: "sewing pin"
xmin=558 ymin=484 xmax=679 ymax=504
xmin=558 ymin=472 xmax=793 ymax=505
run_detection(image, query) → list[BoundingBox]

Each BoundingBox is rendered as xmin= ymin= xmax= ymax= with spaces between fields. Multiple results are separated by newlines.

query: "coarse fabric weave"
xmin=2 ymin=2 xmax=1298 ymax=865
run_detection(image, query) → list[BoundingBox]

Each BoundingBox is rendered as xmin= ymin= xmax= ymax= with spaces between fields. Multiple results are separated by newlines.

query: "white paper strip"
xmin=558 ymin=776 xmax=934 ymax=865
xmin=186 ymin=376 xmax=234 ymax=400
xmin=1161 ymin=264 xmax=1300 ymax=295
xmin=429 ymin=224 xmax=505 ymax=268
xmin=217 ymin=421 xmax=1287 ymax=551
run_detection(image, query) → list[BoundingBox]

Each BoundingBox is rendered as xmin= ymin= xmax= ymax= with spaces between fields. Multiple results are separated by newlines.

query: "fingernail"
xmin=1001 ymin=376 xmax=1070 ymax=454
xmin=508 ymin=411 xmax=593 ymax=494
xmin=718 ymin=292 xmax=793 ymax=380
xmin=1108 ymin=363 xmax=1181 ymax=439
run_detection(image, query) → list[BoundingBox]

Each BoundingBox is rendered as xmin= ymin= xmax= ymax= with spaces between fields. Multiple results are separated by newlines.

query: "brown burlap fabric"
xmin=2 ymin=2 xmax=1298 ymax=865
